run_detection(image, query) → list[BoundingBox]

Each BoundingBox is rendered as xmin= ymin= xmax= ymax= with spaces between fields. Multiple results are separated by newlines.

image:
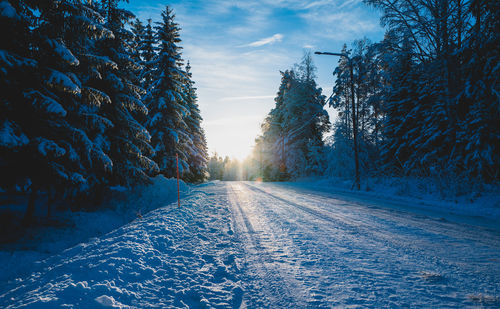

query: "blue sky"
xmin=123 ymin=0 xmax=385 ymax=160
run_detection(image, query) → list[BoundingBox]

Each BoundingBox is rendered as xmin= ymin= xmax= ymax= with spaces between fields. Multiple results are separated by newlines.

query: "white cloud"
xmin=299 ymin=10 xmax=379 ymax=41
xmin=246 ymin=33 xmax=284 ymax=47
xmin=339 ymin=0 xmax=362 ymax=9
xmin=123 ymin=0 xmax=384 ymax=159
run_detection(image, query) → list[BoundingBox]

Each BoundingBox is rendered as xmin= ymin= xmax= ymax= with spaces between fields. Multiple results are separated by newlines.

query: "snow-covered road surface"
xmin=1 ymin=181 xmax=499 ymax=308
xmin=230 ymin=182 xmax=500 ymax=307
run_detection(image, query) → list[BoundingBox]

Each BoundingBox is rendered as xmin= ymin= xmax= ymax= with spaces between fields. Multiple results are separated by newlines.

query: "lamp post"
xmin=315 ymin=51 xmax=360 ymax=190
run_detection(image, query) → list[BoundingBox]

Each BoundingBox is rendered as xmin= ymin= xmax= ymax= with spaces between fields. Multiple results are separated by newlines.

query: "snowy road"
xmin=228 ymin=182 xmax=500 ymax=308
xmin=1 ymin=181 xmax=499 ymax=308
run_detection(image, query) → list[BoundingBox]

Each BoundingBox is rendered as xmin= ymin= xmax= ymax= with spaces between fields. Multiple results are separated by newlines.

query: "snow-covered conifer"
xmin=145 ymin=6 xmax=191 ymax=177
xmin=257 ymin=52 xmax=329 ymax=180
xmin=95 ymin=0 xmax=158 ymax=186
xmin=183 ymin=62 xmax=208 ymax=182
xmin=139 ymin=19 xmax=157 ymax=92
xmin=130 ymin=18 xmax=145 ymax=65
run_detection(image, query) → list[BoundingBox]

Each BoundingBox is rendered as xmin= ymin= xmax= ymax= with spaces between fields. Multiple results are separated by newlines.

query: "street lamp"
xmin=315 ymin=51 xmax=360 ymax=190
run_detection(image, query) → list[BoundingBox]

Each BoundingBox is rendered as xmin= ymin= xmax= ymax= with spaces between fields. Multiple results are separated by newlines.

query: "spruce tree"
xmin=1 ymin=0 xmax=115 ymax=221
xmin=65 ymin=0 xmax=117 ymax=201
xmin=145 ymin=6 xmax=191 ymax=177
xmin=0 ymin=0 xmax=37 ymax=194
xmin=183 ymin=62 xmax=208 ymax=182
xmin=130 ymin=18 xmax=145 ymax=65
xmin=140 ymin=18 xmax=156 ymax=93
xmin=257 ymin=53 xmax=329 ymax=180
xmin=96 ymin=0 xmax=158 ymax=186
xmin=292 ymin=52 xmax=330 ymax=176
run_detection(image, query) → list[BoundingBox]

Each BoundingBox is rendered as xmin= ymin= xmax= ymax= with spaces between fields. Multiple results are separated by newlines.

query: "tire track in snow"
xmin=258 ymin=182 xmax=500 ymax=248
xmin=245 ymin=182 xmax=500 ymax=276
xmin=245 ymin=182 xmax=498 ymax=259
xmin=227 ymin=183 xmax=308 ymax=308
xmin=241 ymin=182 xmax=500 ymax=307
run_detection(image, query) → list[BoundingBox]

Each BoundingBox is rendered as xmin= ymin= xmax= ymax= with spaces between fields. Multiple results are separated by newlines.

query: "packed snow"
xmin=1 ymin=180 xmax=499 ymax=308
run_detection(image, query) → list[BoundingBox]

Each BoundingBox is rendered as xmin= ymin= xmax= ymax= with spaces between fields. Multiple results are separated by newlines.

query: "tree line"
xmin=0 ymin=0 xmax=208 ymax=222
xmin=206 ymin=52 xmax=331 ymax=182
xmin=330 ymin=0 xmax=498 ymax=182
xmin=246 ymin=0 xmax=498 ymax=184
xmin=253 ymin=52 xmax=330 ymax=181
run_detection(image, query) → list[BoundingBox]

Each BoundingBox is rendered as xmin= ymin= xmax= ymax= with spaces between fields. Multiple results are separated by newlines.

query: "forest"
xmin=0 ymin=1 xmax=498 ymax=307
xmin=209 ymin=0 xmax=499 ymax=190
xmin=1 ymin=0 xmax=498 ymax=224
xmin=0 ymin=0 xmax=208 ymax=223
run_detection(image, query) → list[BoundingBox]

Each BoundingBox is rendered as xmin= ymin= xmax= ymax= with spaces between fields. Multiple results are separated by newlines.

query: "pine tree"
xmin=140 ymin=18 xmax=156 ymax=93
xmin=96 ymin=0 xmax=158 ymax=186
xmin=183 ymin=62 xmax=208 ymax=182
xmin=145 ymin=6 xmax=190 ymax=177
xmin=257 ymin=52 xmax=330 ymax=180
xmin=330 ymin=44 xmax=353 ymax=152
xmin=130 ymin=18 xmax=145 ymax=65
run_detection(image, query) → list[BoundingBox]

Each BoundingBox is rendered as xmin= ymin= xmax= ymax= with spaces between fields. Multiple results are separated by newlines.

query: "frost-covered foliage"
xmin=369 ymin=0 xmax=498 ymax=180
xmin=183 ymin=62 xmax=209 ymax=182
xmin=324 ymin=0 xmax=499 ymax=182
xmin=207 ymin=153 xmax=226 ymax=180
xmin=326 ymin=40 xmax=384 ymax=177
xmin=252 ymin=52 xmax=330 ymax=181
xmin=0 ymin=1 xmax=208 ymax=223
xmin=0 ymin=0 xmax=117 ymax=222
xmin=94 ymin=0 xmax=158 ymax=186
xmin=145 ymin=6 xmax=191 ymax=178
xmin=137 ymin=18 xmax=156 ymax=92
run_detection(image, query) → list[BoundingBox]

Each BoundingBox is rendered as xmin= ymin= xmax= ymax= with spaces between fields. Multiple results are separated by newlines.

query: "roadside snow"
xmin=0 ymin=182 xmax=242 ymax=308
xmin=0 ymin=176 xmax=188 ymax=286
xmin=288 ymin=176 xmax=500 ymax=222
xmin=1 ymin=180 xmax=499 ymax=308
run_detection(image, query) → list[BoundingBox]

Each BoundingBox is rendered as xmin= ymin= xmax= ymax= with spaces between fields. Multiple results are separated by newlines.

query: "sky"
xmin=123 ymin=0 xmax=385 ymax=160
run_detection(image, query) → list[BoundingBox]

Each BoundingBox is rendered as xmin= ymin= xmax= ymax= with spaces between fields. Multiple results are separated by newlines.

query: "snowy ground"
xmin=1 ymin=180 xmax=499 ymax=308
xmin=291 ymin=176 xmax=500 ymax=222
xmin=0 ymin=177 xmax=188 ymax=288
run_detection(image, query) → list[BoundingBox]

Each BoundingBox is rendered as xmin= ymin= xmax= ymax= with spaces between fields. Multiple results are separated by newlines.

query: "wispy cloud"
xmin=299 ymin=10 xmax=379 ymax=41
xmin=123 ymin=0 xmax=383 ymax=159
xmin=246 ymin=33 xmax=284 ymax=47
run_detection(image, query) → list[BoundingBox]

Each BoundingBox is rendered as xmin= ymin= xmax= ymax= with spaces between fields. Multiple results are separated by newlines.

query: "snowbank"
xmin=287 ymin=176 xmax=500 ymax=222
xmin=0 ymin=182 xmax=242 ymax=308
xmin=105 ymin=175 xmax=190 ymax=219
xmin=0 ymin=176 xmax=188 ymax=285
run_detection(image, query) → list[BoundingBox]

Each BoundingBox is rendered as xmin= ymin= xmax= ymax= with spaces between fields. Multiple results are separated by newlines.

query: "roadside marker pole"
xmin=176 ymin=153 xmax=180 ymax=208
